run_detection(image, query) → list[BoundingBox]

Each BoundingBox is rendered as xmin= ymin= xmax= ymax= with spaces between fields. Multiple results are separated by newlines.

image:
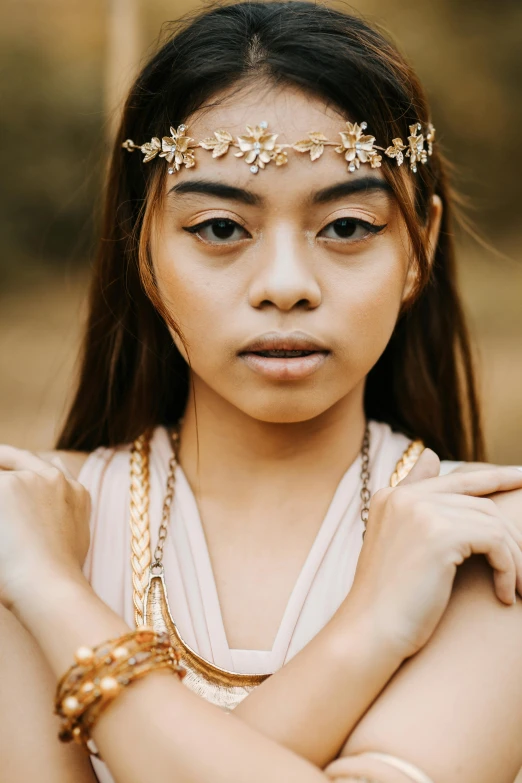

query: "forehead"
xmin=187 ymin=82 xmax=347 ymax=142
xmin=162 ymin=82 xmax=392 ymax=201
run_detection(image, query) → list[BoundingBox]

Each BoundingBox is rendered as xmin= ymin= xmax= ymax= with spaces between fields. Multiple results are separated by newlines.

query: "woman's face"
xmin=150 ymin=84 xmax=441 ymax=423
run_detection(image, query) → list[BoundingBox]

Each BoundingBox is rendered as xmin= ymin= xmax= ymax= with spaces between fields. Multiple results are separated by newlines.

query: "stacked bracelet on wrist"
xmin=54 ymin=628 xmax=186 ymax=758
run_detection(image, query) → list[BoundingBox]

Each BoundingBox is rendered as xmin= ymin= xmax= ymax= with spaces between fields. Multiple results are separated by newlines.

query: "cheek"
xmin=154 ymin=249 xmax=236 ymax=364
xmin=328 ymin=246 xmax=407 ymax=368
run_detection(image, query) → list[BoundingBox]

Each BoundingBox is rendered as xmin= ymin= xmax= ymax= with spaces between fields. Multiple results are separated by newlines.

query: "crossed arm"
xmin=2 ymin=457 xmax=522 ymax=783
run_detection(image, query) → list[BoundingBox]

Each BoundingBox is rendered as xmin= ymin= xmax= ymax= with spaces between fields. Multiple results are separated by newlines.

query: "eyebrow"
xmin=167 ymin=176 xmax=393 ymax=207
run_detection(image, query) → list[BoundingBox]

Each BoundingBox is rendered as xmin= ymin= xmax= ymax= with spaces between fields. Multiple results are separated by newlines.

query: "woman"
xmin=1 ymin=2 xmax=522 ymax=782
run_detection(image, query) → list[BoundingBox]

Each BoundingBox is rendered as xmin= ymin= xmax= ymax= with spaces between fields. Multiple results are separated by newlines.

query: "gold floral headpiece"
xmin=122 ymin=120 xmax=436 ymax=176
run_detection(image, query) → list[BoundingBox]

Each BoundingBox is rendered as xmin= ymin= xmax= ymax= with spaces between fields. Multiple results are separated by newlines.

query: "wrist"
xmin=9 ymin=563 xmax=90 ymax=625
xmin=10 ymin=567 xmax=130 ymax=677
xmin=327 ymin=594 xmax=407 ymax=672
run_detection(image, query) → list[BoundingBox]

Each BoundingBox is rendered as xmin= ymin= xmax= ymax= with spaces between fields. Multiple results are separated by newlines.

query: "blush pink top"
xmin=78 ymin=420 xmax=459 ymax=783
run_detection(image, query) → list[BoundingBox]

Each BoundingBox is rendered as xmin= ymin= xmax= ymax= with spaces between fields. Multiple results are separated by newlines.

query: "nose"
xmin=248 ymin=225 xmax=322 ymax=311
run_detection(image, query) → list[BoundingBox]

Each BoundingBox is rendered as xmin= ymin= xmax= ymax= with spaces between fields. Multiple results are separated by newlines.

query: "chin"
xmin=234 ymin=391 xmax=338 ymax=425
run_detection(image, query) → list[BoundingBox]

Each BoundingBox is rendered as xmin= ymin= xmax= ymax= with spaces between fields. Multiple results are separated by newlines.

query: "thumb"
xmin=398 ymin=447 xmax=440 ymax=485
xmin=48 ymin=454 xmax=76 ymax=482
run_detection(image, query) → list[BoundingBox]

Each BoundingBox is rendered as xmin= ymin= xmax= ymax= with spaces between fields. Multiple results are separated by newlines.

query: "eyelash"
xmin=182 ymin=216 xmax=387 ymax=246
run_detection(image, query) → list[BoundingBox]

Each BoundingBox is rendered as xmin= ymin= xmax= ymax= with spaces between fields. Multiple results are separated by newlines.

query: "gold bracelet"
xmin=340 ymin=778 xmax=382 ymax=782
xmin=352 ymin=752 xmax=434 ymax=783
xmin=54 ymin=628 xmax=185 ymax=758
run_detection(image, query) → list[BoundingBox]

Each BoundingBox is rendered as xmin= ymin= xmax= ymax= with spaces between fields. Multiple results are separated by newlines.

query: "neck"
xmin=177 ymin=377 xmax=367 ymax=507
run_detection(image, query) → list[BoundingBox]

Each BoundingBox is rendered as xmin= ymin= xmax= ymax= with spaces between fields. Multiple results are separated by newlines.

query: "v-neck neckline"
xmin=155 ymin=426 xmax=368 ymax=670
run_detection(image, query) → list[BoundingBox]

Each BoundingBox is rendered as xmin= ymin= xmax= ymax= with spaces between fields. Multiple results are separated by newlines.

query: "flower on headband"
xmin=334 ymin=122 xmax=379 ymax=173
xmin=234 ymin=123 xmax=282 ymax=173
xmin=385 ymin=138 xmax=407 ymax=167
xmin=199 ymin=129 xmax=235 ymax=158
xmin=367 ymin=151 xmax=383 ymax=169
xmin=292 ymin=131 xmax=329 ymax=161
xmin=406 ymin=123 xmax=428 ymax=173
xmin=160 ymin=125 xmax=197 ymax=172
xmin=271 ymin=146 xmax=289 ymax=166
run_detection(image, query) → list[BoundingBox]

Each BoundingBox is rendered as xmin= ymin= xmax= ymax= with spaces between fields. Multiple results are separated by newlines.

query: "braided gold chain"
xmin=389 ymin=439 xmax=425 ymax=487
xmin=129 ymin=430 xmax=153 ymax=627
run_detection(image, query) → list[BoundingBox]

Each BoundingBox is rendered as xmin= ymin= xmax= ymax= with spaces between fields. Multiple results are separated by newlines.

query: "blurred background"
xmin=1 ymin=0 xmax=521 ymax=461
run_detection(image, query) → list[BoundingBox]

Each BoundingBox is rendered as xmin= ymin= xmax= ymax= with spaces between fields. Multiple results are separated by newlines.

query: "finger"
xmin=493 ymin=515 xmax=522 ymax=597
xmin=398 ymin=448 xmax=441 ymax=485
xmin=416 ymin=466 xmax=522 ymax=498
xmin=435 ymin=495 xmax=522 ymax=551
xmin=0 ymin=444 xmax=54 ymax=474
xmin=47 ymin=454 xmax=76 ymax=482
xmin=455 ymin=520 xmax=517 ymax=605
xmin=448 ymin=462 xmax=499 ymax=474
xmin=446 ymin=501 xmax=522 ymax=600
xmin=504 ymin=517 xmax=522 ymax=551
xmin=438 ymin=494 xmax=509 ymax=513
xmin=482 ymin=513 xmax=522 ymax=602
xmin=487 ymin=543 xmax=516 ymax=605
xmin=504 ymin=529 xmax=522 ymax=599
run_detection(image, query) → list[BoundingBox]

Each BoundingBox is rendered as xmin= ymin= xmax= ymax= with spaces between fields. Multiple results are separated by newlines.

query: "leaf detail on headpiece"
xmin=199 ymin=129 xmax=234 ymax=158
xmin=293 ymin=131 xmax=328 ymax=161
xmin=405 ymin=123 xmax=428 ymax=172
xmin=140 ymin=137 xmax=162 ymax=162
xmin=385 ymin=138 xmax=407 ymax=167
xmin=183 ymin=151 xmax=196 ymax=168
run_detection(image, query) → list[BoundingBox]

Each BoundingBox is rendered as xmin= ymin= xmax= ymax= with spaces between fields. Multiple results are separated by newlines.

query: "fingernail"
xmin=513 ymin=595 xmax=517 ymax=605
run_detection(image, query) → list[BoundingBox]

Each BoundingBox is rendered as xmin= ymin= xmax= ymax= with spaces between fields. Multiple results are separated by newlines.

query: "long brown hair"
xmin=56 ymin=0 xmax=485 ymax=461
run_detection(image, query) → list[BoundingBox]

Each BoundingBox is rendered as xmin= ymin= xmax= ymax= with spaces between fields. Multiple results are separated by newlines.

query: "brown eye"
xmin=332 ymin=218 xmax=358 ymax=238
xmin=319 ymin=217 xmax=386 ymax=241
xmin=183 ymin=218 xmax=250 ymax=243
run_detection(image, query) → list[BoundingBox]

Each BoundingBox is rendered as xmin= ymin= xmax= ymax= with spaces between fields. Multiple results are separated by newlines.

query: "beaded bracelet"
xmin=54 ymin=628 xmax=185 ymax=758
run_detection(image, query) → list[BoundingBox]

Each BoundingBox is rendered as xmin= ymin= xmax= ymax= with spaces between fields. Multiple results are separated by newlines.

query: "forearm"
xmin=0 ymin=604 xmax=97 ymax=783
xmin=10 ymin=572 xmax=417 ymax=783
xmin=234 ymin=598 xmax=405 ymax=767
xmin=8 ymin=573 xmax=332 ymax=783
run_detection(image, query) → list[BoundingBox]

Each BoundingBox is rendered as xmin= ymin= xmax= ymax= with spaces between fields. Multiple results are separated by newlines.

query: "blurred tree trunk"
xmin=104 ymin=0 xmax=142 ymax=143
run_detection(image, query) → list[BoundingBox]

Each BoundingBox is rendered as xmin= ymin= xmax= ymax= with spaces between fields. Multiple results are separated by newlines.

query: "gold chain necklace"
xmin=129 ymin=424 xmax=423 ymax=711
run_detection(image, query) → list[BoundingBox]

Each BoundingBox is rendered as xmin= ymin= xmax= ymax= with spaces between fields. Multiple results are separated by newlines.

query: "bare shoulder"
xmin=36 ymin=449 xmax=91 ymax=481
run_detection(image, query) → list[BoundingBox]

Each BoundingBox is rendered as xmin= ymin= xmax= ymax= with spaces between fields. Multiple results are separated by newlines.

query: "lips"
xmin=250 ymin=349 xmax=317 ymax=358
xmin=238 ymin=331 xmax=330 ymax=380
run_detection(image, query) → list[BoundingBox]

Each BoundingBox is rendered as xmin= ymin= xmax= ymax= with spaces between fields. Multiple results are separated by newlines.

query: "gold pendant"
xmin=143 ymin=567 xmax=268 ymax=711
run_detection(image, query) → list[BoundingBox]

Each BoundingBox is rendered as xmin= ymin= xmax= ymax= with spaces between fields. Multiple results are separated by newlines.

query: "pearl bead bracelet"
xmin=54 ymin=627 xmax=185 ymax=758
